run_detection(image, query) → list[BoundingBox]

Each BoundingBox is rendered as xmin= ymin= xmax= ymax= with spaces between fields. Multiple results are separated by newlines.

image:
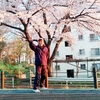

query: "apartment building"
xmin=52 ymin=33 xmax=100 ymax=78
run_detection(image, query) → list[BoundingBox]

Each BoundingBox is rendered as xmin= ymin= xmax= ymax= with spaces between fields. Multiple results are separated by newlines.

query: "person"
xmin=28 ymin=38 xmax=48 ymax=93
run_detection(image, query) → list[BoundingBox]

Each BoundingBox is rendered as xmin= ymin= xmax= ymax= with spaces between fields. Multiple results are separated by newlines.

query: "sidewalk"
xmin=0 ymin=89 xmax=100 ymax=100
xmin=0 ymin=88 xmax=100 ymax=94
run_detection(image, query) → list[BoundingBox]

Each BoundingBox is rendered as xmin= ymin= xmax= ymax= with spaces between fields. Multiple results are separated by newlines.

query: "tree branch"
xmin=32 ymin=8 xmax=44 ymax=16
xmin=70 ymin=12 xmax=89 ymax=19
xmin=53 ymin=4 xmax=68 ymax=7
xmin=1 ymin=23 xmax=24 ymax=32
xmin=33 ymin=26 xmax=42 ymax=38
xmin=21 ymin=0 xmax=29 ymax=10
xmin=42 ymin=12 xmax=52 ymax=46
xmin=85 ymin=14 xmax=100 ymax=21
xmin=6 ymin=10 xmax=16 ymax=14
xmin=78 ymin=21 xmax=100 ymax=35
xmin=88 ymin=0 xmax=96 ymax=9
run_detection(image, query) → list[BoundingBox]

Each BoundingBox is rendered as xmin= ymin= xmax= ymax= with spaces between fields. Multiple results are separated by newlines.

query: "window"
xmin=92 ymin=63 xmax=100 ymax=71
xmin=65 ymin=41 xmax=69 ymax=47
xmin=56 ymin=51 xmax=59 ymax=57
xmin=91 ymin=48 xmax=100 ymax=56
xmin=55 ymin=65 xmax=60 ymax=70
xmin=90 ymin=34 xmax=99 ymax=41
xmin=80 ymin=64 xmax=86 ymax=70
xmin=79 ymin=49 xmax=85 ymax=55
xmin=66 ymin=55 xmax=73 ymax=60
xmin=78 ymin=35 xmax=83 ymax=40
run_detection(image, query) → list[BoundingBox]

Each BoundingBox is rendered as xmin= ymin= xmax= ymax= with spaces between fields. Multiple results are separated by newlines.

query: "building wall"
xmin=52 ymin=33 xmax=100 ymax=78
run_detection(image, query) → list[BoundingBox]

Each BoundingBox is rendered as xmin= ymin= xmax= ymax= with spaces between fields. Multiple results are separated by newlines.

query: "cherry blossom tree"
xmin=0 ymin=0 xmax=100 ymax=76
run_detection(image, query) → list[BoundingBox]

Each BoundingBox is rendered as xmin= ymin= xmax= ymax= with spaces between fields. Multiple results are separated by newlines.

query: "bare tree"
xmin=0 ymin=0 xmax=100 ymax=76
xmin=0 ymin=40 xmax=5 ymax=60
xmin=0 ymin=27 xmax=7 ymax=60
xmin=3 ymin=37 xmax=33 ymax=64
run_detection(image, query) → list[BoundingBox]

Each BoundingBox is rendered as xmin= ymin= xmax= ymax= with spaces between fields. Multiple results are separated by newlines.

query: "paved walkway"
xmin=0 ymin=89 xmax=100 ymax=100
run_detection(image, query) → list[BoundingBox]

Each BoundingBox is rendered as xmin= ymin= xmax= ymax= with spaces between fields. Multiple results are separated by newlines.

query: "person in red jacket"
xmin=29 ymin=38 xmax=48 ymax=93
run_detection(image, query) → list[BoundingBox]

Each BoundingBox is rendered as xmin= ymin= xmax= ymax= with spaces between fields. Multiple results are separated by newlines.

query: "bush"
xmin=0 ymin=61 xmax=34 ymax=77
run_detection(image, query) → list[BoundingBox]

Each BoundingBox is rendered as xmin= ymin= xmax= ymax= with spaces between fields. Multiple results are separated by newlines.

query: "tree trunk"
xmin=47 ymin=38 xmax=63 ymax=77
xmin=48 ymin=65 xmax=52 ymax=77
xmin=18 ymin=55 xmax=21 ymax=63
xmin=47 ymin=62 xmax=53 ymax=77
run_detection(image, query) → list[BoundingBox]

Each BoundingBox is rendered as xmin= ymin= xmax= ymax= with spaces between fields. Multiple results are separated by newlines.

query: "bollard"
xmin=93 ymin=67 xmax=98 ymax=89
xmin=1 ymin=70 xmax=4 ymax=89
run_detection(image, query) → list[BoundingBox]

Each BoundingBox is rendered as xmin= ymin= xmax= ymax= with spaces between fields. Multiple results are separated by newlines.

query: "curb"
xmin=0 ymin=89 xmax=100 ymax=94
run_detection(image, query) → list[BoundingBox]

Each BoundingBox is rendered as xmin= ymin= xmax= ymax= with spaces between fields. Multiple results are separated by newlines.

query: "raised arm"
xmin=25 ymin=31 xmax=36 ymax=51
xmin=28 ymin=40 xmax=36 ymax=51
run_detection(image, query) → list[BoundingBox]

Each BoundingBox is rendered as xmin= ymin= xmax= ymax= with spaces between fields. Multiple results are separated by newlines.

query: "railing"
xmin=0 ymin=71 xmax=34 ymax=89
xmin=0 ymin=68 xmax=99 ymax=89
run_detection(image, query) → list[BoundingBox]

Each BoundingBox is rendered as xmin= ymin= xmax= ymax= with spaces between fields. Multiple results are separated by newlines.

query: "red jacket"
xmin=29 ymin=41 xmax=48 ymax=66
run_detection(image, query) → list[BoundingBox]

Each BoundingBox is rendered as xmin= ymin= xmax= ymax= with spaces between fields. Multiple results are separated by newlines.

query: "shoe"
xmin=33 ymin=89 xmax=40 ymax=93
xmin=40 ymin=87 xmax=47 ymax=90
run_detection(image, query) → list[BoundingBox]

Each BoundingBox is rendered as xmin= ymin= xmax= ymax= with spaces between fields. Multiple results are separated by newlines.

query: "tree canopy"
xmin=0 ymin=0 xmax=100 ymax=42
xmin=0 ymin=0 xmax=100 ymax=76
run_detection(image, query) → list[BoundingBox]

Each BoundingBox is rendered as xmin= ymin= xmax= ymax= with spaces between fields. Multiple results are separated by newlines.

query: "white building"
xmin=52 ymin=33 xmax=100 ymax=78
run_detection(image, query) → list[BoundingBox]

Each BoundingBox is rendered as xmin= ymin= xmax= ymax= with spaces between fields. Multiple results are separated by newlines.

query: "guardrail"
xmin=48 ymin=77 xmax=100 ymax=89
xmin=48 ymin=68 xmax=98 ymax=89
xmin=0 ymin=68 xmax=99 ymax=89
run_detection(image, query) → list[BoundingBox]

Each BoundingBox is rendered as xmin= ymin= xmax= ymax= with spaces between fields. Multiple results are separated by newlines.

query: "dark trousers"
xmin=33 ymin=65 xmax=47 ymax=89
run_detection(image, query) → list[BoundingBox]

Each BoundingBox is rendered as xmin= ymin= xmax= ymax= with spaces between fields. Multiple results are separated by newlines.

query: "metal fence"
xmin=0 ymin=68 xmax=99 ymax=89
